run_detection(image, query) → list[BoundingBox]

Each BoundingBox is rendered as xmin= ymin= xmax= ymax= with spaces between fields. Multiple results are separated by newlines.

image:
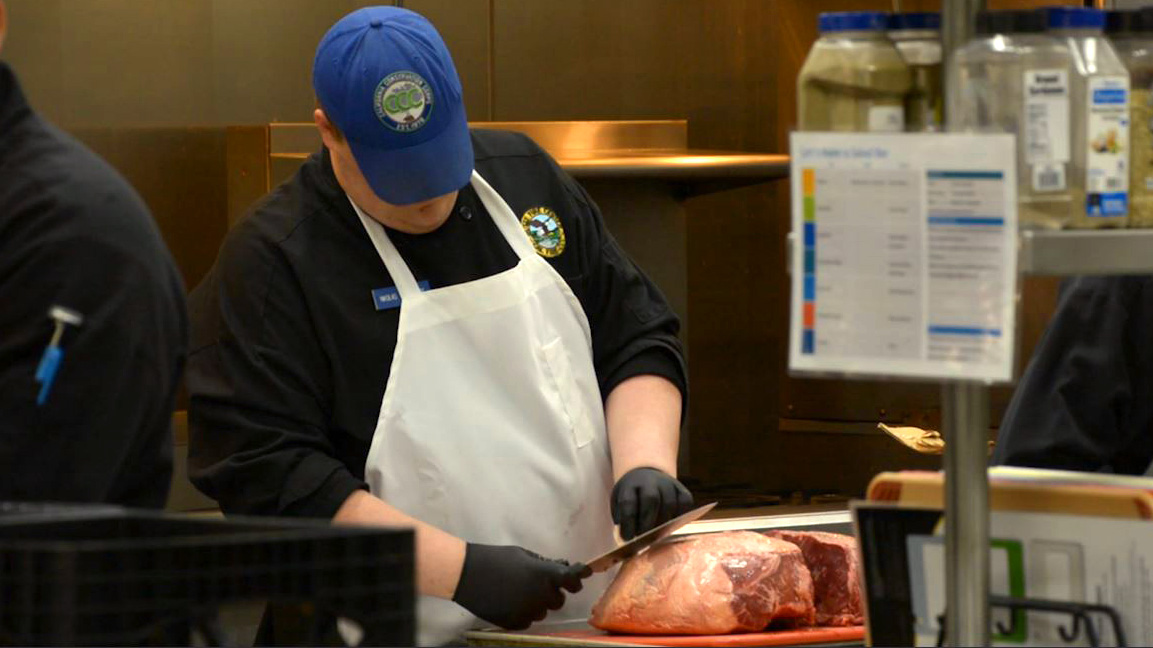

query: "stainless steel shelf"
xmin=1020 ymin=229 xmax=1153 ymax=276
xmin=267 ymin=120 xmax=788 ymax=197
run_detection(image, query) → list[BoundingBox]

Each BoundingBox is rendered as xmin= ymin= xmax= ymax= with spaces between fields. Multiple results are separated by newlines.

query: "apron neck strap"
xmin=347 ymin=195 xmax=424 ymax=298
xmin=469 ymin=171 xmax=538 ymax=262
xmin=349 ymin=170 xmax=538 ymax=299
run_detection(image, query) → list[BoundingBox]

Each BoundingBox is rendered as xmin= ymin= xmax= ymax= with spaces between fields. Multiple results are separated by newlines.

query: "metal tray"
xmin=464 ymin=620 xmax=865 ymax=647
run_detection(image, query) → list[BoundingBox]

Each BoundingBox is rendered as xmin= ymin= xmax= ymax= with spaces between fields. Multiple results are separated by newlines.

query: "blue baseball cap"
xmin=313 ymin=7 xmax=473 ymax=206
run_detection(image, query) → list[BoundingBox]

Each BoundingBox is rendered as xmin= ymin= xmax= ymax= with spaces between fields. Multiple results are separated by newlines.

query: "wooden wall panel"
xmin=4 ymin=0 xmax=491 ymax=128
xmin=209 ymin=0 xmax=369 ymax=126
xmin=406 ymin=0 xmax=492 ymax=121
xmin=69 ymin=128 xmax=230 ymax=295
xmin=492 ymin=0 xmax=689 ymax=121
xmin=1 ymin=0 xmax=64 ymax=117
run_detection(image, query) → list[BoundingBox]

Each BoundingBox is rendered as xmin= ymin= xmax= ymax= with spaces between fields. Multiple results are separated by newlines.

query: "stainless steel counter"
xmin=678 ymin=503 xmax=854 ymax=536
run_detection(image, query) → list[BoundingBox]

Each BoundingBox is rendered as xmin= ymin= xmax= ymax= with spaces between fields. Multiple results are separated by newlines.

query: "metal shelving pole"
xmin=941 ymin=0 xmax=990 ymax=646
xmin=942 ymin=383 xmax=990 ymax=646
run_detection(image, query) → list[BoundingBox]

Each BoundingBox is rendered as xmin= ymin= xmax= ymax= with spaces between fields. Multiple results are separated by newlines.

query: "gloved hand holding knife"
xmin=454 ymin=471 xmax=701 ymax=631
xmin=453 ymin=543 xmax=591 ymax=630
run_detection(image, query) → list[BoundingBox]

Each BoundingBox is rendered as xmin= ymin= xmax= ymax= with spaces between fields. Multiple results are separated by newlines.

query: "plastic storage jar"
xmin=952 ymin=10 xmax=1076 ymax=229
xmin=798 ymin=11 xmax=911 ymax=132
xmin=1106 ymin=8 xmax=1153 ymax=228
xmin=888 ymin=12 xmax=943 ymax=132
xmin=1047 ymin=6 xmax=1130 ymax=229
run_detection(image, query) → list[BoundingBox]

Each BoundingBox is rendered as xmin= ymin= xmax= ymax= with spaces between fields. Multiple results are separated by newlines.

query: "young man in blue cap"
xmin=0 ymin=0 xmax=187 ymax=508
xmin=187 ymin=6 xmax=691 ymax=643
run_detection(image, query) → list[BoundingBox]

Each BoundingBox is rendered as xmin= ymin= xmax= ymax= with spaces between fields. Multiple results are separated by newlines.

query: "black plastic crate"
xmin=0 ymin=502 xmax=125 ymax=520
xmin=0 ymin=509 xmax=414 ymax=646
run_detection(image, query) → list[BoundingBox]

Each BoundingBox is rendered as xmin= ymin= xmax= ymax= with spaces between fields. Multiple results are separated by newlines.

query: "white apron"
xmin=350 ymin=171 xmax=617 ymax=646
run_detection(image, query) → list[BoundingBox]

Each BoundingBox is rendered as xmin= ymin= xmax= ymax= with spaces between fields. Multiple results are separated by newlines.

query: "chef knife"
xmin=583 ymin=501 xmax=717 ymax=574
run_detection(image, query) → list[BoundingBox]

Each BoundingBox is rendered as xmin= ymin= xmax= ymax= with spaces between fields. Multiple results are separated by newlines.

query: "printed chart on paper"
xmin=789 ymin=132 xmax=1018 ymax=382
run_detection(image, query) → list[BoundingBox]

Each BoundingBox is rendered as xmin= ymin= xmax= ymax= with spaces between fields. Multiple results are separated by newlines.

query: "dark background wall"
xmin=3 ymin=0 xmax=1075 ymax=499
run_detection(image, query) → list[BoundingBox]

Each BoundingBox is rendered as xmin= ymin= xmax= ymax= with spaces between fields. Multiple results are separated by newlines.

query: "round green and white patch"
xmin=373 ymin=71 xmax=433 ymax=132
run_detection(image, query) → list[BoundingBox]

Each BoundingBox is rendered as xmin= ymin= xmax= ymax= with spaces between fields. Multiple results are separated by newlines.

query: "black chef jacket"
xmin=0 ymin=62 xmax=188 ymax=507
xmin=993 ymin=276 xmax=1153 ymax=474
xmin=187 ymin=129 xmax=688 ymax=519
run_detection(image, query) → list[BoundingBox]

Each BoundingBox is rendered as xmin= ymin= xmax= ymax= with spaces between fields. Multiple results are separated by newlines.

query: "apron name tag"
xmin=372 ymin=281 xmax=431 ymax=311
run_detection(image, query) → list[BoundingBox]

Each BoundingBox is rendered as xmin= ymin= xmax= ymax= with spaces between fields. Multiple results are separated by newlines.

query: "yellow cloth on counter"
xmin=878 ymin=423 xmax=994 ymax=456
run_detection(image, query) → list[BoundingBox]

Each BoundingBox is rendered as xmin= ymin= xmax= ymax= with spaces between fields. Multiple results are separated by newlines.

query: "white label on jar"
xmin=868 ymin=105 xmax=904 ymax=133
xmin=894 ymin=40 xmax=942 ymax=66
xmin=1032 ymin=164 xmax=1067 ymax=193
xmin=1086 ymin=75 xmax=1130 ymax=217
xmin=1023 ymin=69 xmax=1070 ymax=168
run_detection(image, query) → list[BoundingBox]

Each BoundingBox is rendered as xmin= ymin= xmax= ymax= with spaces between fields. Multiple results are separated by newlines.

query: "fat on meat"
xmin=765 ymin=530 xmax=863 ymax=626
xmin=589 ymin=530 xmax=816 ymax=635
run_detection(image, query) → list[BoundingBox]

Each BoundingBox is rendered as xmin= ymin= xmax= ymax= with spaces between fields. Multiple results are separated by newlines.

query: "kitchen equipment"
xmin=584 ymin=501 xmax=717 ymax=574
xmin=0 ymin=509 xmax=414 ymax=646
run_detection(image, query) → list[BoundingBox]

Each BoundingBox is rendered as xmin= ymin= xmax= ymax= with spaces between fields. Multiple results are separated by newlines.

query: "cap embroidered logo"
xmin=374 ymin=70 xmax=433 ymax=132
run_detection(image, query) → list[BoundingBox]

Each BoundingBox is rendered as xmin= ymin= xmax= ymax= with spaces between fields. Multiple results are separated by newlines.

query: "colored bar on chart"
xmin=801 ymin=167 xmax=817 ymax=355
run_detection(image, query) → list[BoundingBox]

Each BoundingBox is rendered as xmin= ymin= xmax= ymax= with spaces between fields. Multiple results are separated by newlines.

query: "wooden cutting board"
xmin=464 ymin=624 xmax=865 ymax=647
xmin=867 ymin=470 xmax=1153 ymax=519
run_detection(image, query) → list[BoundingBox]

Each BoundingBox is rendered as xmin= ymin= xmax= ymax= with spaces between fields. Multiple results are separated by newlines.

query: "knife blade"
xmin=583 ymin=501 xmax=717 ymax=574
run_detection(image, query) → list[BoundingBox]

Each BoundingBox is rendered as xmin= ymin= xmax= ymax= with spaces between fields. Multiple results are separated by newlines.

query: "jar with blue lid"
xmin=798 ymin=12 xmax=912 ymax=132
xmin=952 ymin=9 xmax=1076 ymax=229
xmin=1106 ymin=8 xmax=1153 ymax=227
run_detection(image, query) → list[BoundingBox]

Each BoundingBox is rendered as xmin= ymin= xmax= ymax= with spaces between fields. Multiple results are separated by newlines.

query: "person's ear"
xmin=314 ymin=108 xmax=343 ymax=150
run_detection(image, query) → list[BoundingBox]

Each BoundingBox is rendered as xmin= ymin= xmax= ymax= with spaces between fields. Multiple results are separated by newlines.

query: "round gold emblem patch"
xmin=520 ymin=207 xmax=566 ymax=258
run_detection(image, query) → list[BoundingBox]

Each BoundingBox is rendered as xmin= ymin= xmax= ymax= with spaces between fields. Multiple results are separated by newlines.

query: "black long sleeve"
xmin=0 ymin=63 xmax=187 ymax=507
xmin=187 ymin=221 xmax=368 ymax=518
xmin=559 ymin=174 xmax=687 ymax=405
xmin=993 ymin=276 xmax=1153 ymax=474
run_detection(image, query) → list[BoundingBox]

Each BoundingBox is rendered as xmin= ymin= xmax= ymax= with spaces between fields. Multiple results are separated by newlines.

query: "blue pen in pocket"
xmin=35 ymin=306 xmax=84 ymax=406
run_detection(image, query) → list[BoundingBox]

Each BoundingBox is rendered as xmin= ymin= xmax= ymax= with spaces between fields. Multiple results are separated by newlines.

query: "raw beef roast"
xmin=765 ymin=530 xmax=863 ymax=626
xmin=589 ymin=531 xmax=816 ymax=635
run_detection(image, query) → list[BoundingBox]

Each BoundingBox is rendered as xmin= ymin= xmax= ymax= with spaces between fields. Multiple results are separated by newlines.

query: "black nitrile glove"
xmin=611 ymin=466 xmax=694 ymax=540
xmin=452 ymin=543 xmax=589 ymax=630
